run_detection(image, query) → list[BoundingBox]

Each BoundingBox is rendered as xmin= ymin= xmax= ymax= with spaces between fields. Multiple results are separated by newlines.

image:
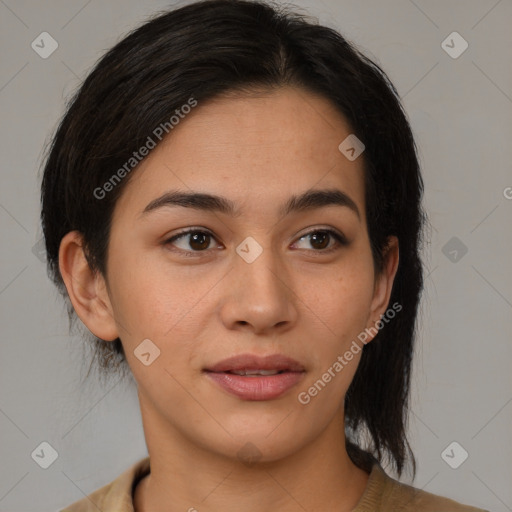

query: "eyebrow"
xmin=140 ymin=188 xmax=360 ymax=220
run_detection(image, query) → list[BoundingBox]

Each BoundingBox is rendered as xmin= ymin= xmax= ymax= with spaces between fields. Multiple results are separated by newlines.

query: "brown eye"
xmin=187 ymin=231 xmax=211 ymax=250
xmin=309 ymin=231 xmax=330 ymax=250
xmin=293 ymin=229 xmax=347 ymax=253
xmin=166 ymin=229 xmax=217 ymax=252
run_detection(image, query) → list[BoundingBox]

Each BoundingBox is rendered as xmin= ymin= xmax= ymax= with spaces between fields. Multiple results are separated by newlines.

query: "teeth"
xmin=230 ymin=369 xmax=281 ymax=376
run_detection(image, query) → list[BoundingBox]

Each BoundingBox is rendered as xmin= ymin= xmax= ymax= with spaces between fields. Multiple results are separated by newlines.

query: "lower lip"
xmin=205 ymin=371 xmax=305 ymax=401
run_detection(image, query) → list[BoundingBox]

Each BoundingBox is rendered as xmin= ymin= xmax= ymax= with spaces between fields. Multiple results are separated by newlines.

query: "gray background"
xmin=1 ymin=0 xmax=511 ymax=510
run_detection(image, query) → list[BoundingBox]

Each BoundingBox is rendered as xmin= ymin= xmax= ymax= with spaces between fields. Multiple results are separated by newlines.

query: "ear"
xmin=58 ymin=230 xmax=119 ymax=341
xmin=364 ymin=235 xmax=399 ymax=341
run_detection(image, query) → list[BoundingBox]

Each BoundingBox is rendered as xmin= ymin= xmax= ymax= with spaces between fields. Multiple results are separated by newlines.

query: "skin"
xmin=59 ymin=86 xmax=399 ymax=512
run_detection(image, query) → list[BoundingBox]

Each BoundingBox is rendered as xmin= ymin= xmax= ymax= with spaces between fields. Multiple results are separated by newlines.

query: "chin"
xmin=199 ymin=420 xmax=311 ymax=465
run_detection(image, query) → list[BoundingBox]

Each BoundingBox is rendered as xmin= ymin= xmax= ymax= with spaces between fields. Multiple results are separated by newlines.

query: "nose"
xmin=219 ymin=241 xmax=298 ymax=335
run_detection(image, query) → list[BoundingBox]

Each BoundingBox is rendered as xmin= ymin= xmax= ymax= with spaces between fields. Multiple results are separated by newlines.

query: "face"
xmin=63 ymin=86 xmax=398 ymax=463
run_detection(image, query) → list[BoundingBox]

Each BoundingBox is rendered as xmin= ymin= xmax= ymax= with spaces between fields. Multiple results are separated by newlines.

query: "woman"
xmin=40 ymin=0 xmax=488 ymax=510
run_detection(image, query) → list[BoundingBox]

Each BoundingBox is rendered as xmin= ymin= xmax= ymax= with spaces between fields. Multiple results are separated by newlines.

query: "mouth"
xmin=221 ymin=369 xmax=287 ymax=376
xmin=203 ymin=354 xmax=305 ymax=401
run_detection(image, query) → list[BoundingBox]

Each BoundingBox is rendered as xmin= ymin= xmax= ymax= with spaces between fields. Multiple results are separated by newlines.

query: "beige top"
xmin=60 ymin=456 xmax=489 ymax=511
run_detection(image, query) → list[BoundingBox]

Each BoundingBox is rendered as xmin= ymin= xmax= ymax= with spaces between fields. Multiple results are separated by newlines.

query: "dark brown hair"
xmin=39 ymin=0 xmax=428 ymax=477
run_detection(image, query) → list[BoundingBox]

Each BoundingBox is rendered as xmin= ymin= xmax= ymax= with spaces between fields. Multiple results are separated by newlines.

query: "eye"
xmin=164 ymin=227 xmax=348 ymax=256
xmin=165 ymin=229 xmax=220 ymax=254
xmin=292 ymin=229 xmax=347 ymax=253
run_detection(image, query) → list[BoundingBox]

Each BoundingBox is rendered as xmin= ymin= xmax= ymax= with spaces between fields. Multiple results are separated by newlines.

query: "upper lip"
xmin=205 ymin=354 xmax=305 ymax=373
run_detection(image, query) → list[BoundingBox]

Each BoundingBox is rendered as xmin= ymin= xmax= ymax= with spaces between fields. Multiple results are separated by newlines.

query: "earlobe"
xmin=365 ymin=236 xmax=400 ymax=339
xmin=58 ymin=231 xmax=119 ymax=341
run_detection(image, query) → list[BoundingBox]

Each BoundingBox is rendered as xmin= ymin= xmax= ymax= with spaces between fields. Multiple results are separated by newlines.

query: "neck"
xmin=134 ymin=395 xmax=369 ymax=512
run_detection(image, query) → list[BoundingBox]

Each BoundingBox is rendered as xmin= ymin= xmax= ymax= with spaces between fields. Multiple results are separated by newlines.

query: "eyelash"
xmin=164 ymin=227 xmax=348 ymax=256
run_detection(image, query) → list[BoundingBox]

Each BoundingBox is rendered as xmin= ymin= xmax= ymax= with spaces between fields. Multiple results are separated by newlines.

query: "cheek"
xmin=295 ymin=252 xmax=375 ymax=400
xmin=295 ymin=261 xmax=373 ymax=415
xmin=106 ymin=245 xmax=219 ymax=361
xmin=105 ymin=244 xmax=179 ymax=340
xmin=302 ymin=254 xmax=375 ymax=335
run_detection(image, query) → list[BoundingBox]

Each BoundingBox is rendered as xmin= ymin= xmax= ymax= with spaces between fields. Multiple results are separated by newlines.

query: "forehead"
xmin=114 ymin=86 xmax=366 ymax=222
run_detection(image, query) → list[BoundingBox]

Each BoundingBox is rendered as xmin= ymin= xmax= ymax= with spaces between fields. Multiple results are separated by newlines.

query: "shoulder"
xmin=59 ymin=456 xmax=151 ymax=512
xmin=355 ymin=463 xmax=489 ymax=512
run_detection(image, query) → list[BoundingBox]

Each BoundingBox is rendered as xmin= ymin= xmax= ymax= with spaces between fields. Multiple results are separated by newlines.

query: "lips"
xmin=205 ymin=354 xmax=305 ymax=373
xmin=204 ymin=354 xmax=305 ymax=401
